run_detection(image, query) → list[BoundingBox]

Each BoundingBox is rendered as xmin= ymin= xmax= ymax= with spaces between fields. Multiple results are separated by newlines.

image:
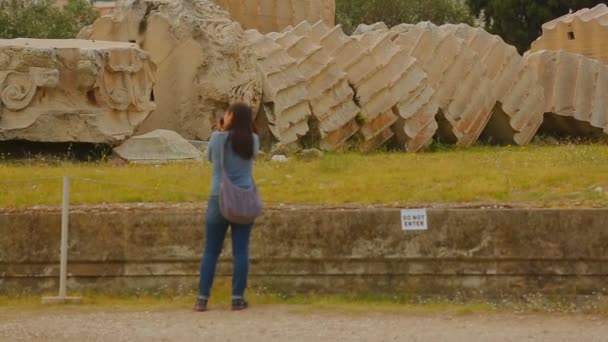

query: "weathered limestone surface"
xmin=310 ymin=22 xmax=383 ymax=150
xmin=210 ymin=0 xmax=335 ymax=34
xmin=2 ymin=206 xmax=608 ymax=297
xmin=243 ymin=29 xmax=311 ymax=147
xmin=530 ymin=4 xmax=608 ymax=65
xmin=440 ymin=24 xmax=545 ymax=145
xmin=113 ymin=129 xmax=203 ymax=163
xmin=526 ymin=50 xmax=608 ymax=136
xmin=79 ymin=0 xmax=262 ymax=141
xmin=0 ymin=39 xmax=155 ymax=145
xmin=311 ymin=22 xmax=438 ymax=152
xmin=354 ymin=30 xmax=439 ymax=152
xmin=268 ymin=22 xmax=360 ymax=150
xmin=352 ymin=22 xmax=389 ymax=35
xmin=387 ymin=23 xmax=497 ymax=146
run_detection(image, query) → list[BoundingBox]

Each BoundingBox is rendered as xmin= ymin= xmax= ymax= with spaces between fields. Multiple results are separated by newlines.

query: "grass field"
xmin=1 ymin=144 xmax=607 ymax=208
xmin=1 ymin=286 xmax=607 ymax=315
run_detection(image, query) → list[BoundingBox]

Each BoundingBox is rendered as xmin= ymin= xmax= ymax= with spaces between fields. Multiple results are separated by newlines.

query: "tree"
xmin=336 ymin=0 xmax=475 ymax=34
xmin=466 ymin=0 xmax=606 ymax=53
xmin=0 ymin=0 xmax=99 ymax=39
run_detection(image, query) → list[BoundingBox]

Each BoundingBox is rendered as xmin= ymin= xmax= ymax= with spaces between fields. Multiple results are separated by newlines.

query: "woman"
xmin=195 ymin=103 xmax=259 ymax=312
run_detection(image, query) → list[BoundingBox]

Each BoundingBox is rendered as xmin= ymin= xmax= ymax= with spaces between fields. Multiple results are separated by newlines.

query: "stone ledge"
xmin=1 ymin=206 xmax=607 ymax=296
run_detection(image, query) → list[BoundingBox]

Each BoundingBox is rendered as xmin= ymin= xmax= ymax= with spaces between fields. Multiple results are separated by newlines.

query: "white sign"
xmin=401 ymin=209 xmax=428 ymax=231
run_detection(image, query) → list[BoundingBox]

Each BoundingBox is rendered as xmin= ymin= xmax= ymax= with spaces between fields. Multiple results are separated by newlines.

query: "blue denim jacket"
xmin=208 ymin=131 xmax=259 ymax=196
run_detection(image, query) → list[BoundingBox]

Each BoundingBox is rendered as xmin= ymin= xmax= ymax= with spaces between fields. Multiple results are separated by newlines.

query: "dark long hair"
xmin=227 ymin=102 xmax=255 ymax=160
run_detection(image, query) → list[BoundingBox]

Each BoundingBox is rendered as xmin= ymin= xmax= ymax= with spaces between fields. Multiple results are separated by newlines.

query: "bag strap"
xmin=220 ymin=134 xmax=228 ymax=174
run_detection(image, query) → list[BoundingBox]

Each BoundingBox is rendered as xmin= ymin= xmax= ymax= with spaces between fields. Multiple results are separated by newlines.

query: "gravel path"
xmin=1 ymin=306 xmax=607 ymax=342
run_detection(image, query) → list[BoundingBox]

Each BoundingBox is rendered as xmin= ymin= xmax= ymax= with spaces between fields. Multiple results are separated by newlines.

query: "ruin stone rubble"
xmin=0 ymin=39 xmax=155 ymax=145
xmin=352 ymin=22 xmax=389 ymax=35
xmin=268 ymin=22 xmax=360 ymax=151
xmin=243 ymin=29 xmax=311 ymax=147
xmin=79 ymin=0 xmax=262 ymax=141
xmin=440 ymin=24 xmax=545 ymax=145
xmin=386 ymin=22 xmax=497 ymax=146
xmin=310 ymin=22 xmax=439 ymax=152
xmin=525 ymin=50 xmax=608 ymax=137
xmin=353 ymin=29 xmax=439 ymax=152
xmin=210 ymin=0 xmax=335 ymax=34
xmin=113 ymin=129 xmax=203 ymax=163
xmin=530 ymin=4 xmax=608 ymax=65
xmin=78 ymin=0 xmax=608 ymax=151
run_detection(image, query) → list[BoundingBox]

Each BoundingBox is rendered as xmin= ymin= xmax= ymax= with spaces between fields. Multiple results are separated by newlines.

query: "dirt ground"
xmin=0 ymin=305 xmax=606 ymax=342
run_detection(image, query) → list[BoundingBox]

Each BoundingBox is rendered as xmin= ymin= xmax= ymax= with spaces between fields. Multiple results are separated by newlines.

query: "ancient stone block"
xmin=530 ymin=4 xmax=608 ymax=65
xmin=79 ymin=0 xmax=262 ymax=141
xmin=388 ymin=22 xmax=497 ymax=146
xmin=210 ymin=0 xmax=335 ymax=34
xmin=355 ymin=30 xmax=439 ymax=152
xmin=113 ymin=129 xmax=203 ymax=163
xmin=352 ymin=22 xmax=389 ymax=35
xmin=440 ymin=24 xmax=545 ymax=145
xmin=0 ymin=39 xmax=155 ymax=145
xmin=526 ymin=50 xmax=608 ymax=137
xmin=311 ymin=22 xmax=438 ymax=152
xmin=243 ymin=29 xmax=311 ymax=147
xmin=268 ymin=22 xmax=360 ymax=151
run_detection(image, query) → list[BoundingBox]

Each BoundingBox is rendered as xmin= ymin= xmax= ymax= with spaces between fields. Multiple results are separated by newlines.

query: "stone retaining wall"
xmin=1 ymin=205 xmax=607 ymax=297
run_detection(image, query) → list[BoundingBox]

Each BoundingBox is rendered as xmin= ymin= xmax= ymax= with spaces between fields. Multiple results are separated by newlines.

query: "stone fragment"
xmin=0 ymin=39 xmax=155 ymax=145
xmin=188 ymin=140 xmax=208 ymax=151
xmin=79 ymin=0 xmax=262 ymax=141
xmin=525 ymin=50 xmax=608 ymax=138
xmin=268 ymin=22 xmax=361 ymax=151
xmin=440 ymin=24 xmax=545 ymax=145
xmin=530 ymin=4 xmax=608 ymax=64
xmin=388 ymin=22 xmax=497 ymax=146
xmin=210 ymin=0 xmax=335 ymax=33
xmin=271 ymin=155 xmax=289 ymax=163
xmin=113 ymin=129 xmax=203 ymax=163
xmin=353 ymin=22 xmax=389 ymax=35
xmin=298 ymin=148 xmax=324 ymax=160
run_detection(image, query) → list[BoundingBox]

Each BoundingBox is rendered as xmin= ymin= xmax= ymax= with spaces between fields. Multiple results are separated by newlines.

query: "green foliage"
xmin=336 ymin=0 xmax=475 ymax=34
xmin=466 ymin=0 xmax=606 ymax=53
xmin=0 ymin=0 xmax=99 ymax=39
xmin=354 ymin=112 xmax=367 ymax=125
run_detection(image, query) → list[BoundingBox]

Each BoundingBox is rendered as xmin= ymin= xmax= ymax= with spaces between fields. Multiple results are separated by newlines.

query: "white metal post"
xmin=59 ymin=176 xmax=69 ymax=297
xmin=42 ymin=176 xmax=81 ymax=304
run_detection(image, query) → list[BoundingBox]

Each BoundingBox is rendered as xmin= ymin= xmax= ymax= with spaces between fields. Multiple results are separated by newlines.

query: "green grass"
xmin=1 ymin=144 xmax=607 ymax=208
xmin=2 ymin=290 xmax=608 ymax=316
xmin=1 ymin=282 xmax=607 ymax=316
xmin=0 ymin=282 xmax=496 ymax=316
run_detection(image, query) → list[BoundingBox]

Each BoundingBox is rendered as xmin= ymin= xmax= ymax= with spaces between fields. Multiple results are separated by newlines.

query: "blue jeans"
xmin=198 ymin=196 xmax=253 ymax=300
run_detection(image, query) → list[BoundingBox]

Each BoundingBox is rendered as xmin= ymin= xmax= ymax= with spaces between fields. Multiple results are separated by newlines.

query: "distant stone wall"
xmin=1 ymin=205 xmax=607 ymax=297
